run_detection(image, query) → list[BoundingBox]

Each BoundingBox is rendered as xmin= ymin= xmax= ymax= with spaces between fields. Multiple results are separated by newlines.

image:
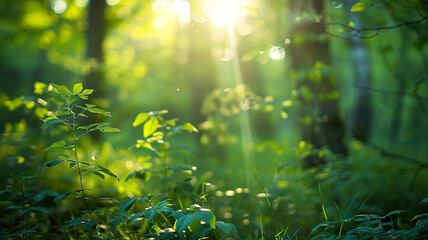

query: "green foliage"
xmin=310 ymin=209 xmax=428 ymax=239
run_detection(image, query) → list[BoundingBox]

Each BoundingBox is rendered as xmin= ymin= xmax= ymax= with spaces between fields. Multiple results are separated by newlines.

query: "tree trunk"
xmin=85 ymin=0 xmax=106 ymax=99
xmin=344 ymin=0 xmax=373 ymax=143
xmin=85 ymin=0 xmax=106 ymax=140
xmin=288 ymin=0 xmax=347 ymax=167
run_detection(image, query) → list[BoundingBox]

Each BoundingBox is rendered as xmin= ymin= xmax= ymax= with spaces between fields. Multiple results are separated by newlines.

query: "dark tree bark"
xmin=85 ymin=0 xmax=106 ymax=140
xmin=344 ymin=0 xmax=372 ymax=143
xmin=85 ymin=0 xmax=106 ymax=99
xmin=288 ymin=0 xmax=347 ymax=167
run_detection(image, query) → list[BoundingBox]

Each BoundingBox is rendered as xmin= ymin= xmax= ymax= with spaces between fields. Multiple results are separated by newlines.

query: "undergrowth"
xmin=0 ymin=82 xmax=426 ymax=239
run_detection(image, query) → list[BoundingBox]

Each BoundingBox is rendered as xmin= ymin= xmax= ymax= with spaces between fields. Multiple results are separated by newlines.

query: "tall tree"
xmin=344 ymin=0 xmax=372 ymax=143
xmin=85 ymin=0 xmax=106 ymax=99
xmin=84 ymin=0 xmax=106 ymax=140
xmin=288 ymin=0 xmax=347 ymax=167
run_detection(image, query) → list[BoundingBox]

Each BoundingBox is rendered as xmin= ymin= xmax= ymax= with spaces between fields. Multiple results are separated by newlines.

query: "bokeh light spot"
xmin=117 ymin=7 xmax=131 ymax=19
xmin=268 ymin=46 xmax=285 ymax=60
xmin=75 ymin=0 xmax=88 ymax=8
xmin=153 ymin=16 xmax=167 ymax=29
xmin=107 ymin=0 xmax=119 ymax=6
xmin=52 ymin=0 xmax=67 ymax=14
xmin=151 ymin=0 xmax=169 ymax=13
xmin=126 ymin=161 xmax=134 ymax=169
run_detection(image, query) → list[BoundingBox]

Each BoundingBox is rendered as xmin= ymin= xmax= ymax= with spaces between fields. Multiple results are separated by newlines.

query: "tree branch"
xmin=352 ymin=85 xmax=428 ymax=102
xmin=326 ymin=14 xmax=428 ymax=39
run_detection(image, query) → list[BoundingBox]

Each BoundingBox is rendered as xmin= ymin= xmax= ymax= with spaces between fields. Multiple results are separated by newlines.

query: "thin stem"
xmin=68 ymin=101 xmax=100 ymax=240
xmin=20 ymin=180 xmax=25 ymax=240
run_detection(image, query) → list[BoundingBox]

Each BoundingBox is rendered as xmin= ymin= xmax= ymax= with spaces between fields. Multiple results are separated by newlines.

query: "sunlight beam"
xmin=206 ymin=0 xmax=250 ymax=26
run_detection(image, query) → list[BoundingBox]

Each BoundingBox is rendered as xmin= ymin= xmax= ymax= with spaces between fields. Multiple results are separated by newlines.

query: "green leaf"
xmin=20 ymin=206 xmax=50 ymax=215
xmin=175 ymin=214 xmax=195 ymax=232
xmin=81 ymin=105 xmax=111 ymax=117
xmin=23 ymin=175 xmax=38 ymax=182
xmin=133 ymin=113 xmax=150 ymax=127
xmin=83 ymin=220 xmax=97 ymax=231
xmin=44 ymin=140 xmax=66 ymax=152
xmin=215 ymin=221 xmax=235 ymax=234
xmin=411 ymin=213 xmax=428 ymax=221
xmin=33 ymin=190 xmax=60 ymax=202
xmin=0 ymin=201 xmax=13 ymax=206
xmin=99 ymin=127 xmax=121 ymax=133
xmin=385 ymin=210 xmax=404 ymax=217
xmin=41 ymin=118 xmax=64 ymax=128
xmin=92 ymin=171 xmax=105 ymax=179
xmin=69 ymin=161 xmax=90 ymax=168
xmin=72 ymin=83 xmax=83 ymax=95
xmin=81 ymin=89 xmax=94 ymax=95
xmin=56 ymin=110 xmax=69 ymax=116
xmin=120 ymin=198 xmax=137 ymax=215
xmin=351 ymin=2 xmax=370 ymax=12
xmin=181 ymin=122 xmax=198 ymax=133
xmin=98 ymin=165 xmax=119 ymax=181
xmin=50 ymin=97 xmax=64 ymax=105
xmin=42 ymin=160 xmax=65 ymax=167
xmin=194 ymin=209 xmax=216 ymax=229
xmin=152 ymin=225 xmax=162 ymax=233
xmin=78 ymin=89 xmax=94 ymax=100
xmin=59 ymin=217 xmax=86 ymax=230
xmin=51 ymin=84 xmax=72 ymax=95
xmin=144 ymin=117 xmax=159 ymax=138
xmin=53 ymin=191 xmax=72 ymax=204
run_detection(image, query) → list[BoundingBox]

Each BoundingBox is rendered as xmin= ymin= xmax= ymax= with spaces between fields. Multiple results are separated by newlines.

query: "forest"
xmin=0 ymin=0 xmax=427 ymax=239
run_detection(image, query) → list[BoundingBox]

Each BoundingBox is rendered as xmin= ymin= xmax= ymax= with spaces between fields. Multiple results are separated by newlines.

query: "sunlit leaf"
xmin=81 ymin=89 xmax=94 ymax=95
xmin=78 ymin=89 xmax=94 ymax=100
xmin=351 ymin=2 xmax=370 ymax=12
xmin=81 ymin=106 xmax=112 ymax=117
xmin=50 ymin=97 xmax=64 ymax=105
xmin=72 ymin=83 xmax=83 ymax=95
xmin=99 ymin=127 xmax=121 ymax=133
xmin=51 ymin=84 xmax=72 ymax=95
xmin=133 ymin=113 xmax=150 ymax=127
xmin=144 ymin=117 xmax=159 ymax=138
xmin=181 ymin=122 xmax=198 ymax=133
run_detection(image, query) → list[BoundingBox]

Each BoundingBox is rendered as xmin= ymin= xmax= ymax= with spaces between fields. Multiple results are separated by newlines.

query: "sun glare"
xmin=206 ymin=0 xmax=250 ymax=26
